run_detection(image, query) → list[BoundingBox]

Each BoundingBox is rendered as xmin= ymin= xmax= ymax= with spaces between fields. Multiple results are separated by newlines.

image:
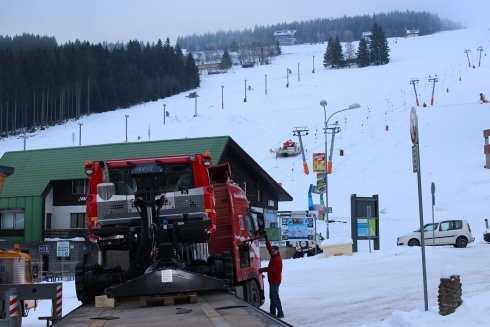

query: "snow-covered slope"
xmin=2 ymin=27 xmax=490 ymax=327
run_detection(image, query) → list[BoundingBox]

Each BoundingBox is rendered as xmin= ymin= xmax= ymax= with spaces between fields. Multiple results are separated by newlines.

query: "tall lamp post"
xmin=320 ymin=100 xmax=361 ymax=239
xmin=163 ymin=104 xmax=167 ymax=125
xmin=244 ymin=79 xmax=247 ymax=102
xmin=78 ymin=122 xmax=83 ymax=146
xmin=221 ymin=85 xmax=224 ymax=109
xmin=125 ymin=114 xmax=129 ymax=142
xmin=265 ymin=74 xmax=268 ymax=95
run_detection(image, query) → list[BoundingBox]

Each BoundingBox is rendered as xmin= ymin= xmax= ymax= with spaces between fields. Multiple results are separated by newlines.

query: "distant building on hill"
xmin=273 ymin=30 xmax=297 ymax=46
xmin=405 ymin=28 xmax=419 ymax=37
xmin=361 ymin=31 xmax=372 ymax=42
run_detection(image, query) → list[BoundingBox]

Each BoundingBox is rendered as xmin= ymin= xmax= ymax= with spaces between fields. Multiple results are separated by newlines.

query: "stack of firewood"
xmin=438 ymin=275 xmax=462 ymax=316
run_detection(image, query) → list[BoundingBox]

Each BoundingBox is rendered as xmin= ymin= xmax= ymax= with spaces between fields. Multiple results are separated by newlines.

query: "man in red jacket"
xmin=258 ymin=232 xmax=284 ymax=318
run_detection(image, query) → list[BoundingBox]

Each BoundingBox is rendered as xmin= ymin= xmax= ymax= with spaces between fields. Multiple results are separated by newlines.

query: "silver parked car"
xmin=397 ymin=219 xmax=475 ymax=248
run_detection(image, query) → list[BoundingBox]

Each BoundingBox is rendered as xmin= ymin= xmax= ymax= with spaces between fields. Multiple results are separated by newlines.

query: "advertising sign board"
xmin=281 ymin=216 xmax=315 ymax=241
xmin=312 ymin=153 xmax=326 ymax=173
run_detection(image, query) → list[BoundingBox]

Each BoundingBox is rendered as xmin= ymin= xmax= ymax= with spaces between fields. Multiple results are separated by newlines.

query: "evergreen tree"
xmin=185 ymin=52 xmax=199 ymax=89
xmin=369 ymin=23 xmax=390 ymax=65
xmin=356 ymin=38 xmax=370 ymax=67
xmin=0 ymin=35 xmax=201 ymax=136
xmin=229 ymin=40 xmax=239 ymax=52
xmin=323 ymin=36 xmax=343 ymax=68
xmin=332 ymin=36 xmax=345 ymax=67
xmin=323 ymin=36 xmax=334 ymax=67
xmin=219 ymin=48 xmax=232 ymax=69
xmin=274 ymin=40 xmax=282 ymax=56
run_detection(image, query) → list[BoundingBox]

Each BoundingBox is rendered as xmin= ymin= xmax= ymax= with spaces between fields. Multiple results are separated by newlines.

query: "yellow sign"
xmin=312 ymin=153 xmax=326 ymax=173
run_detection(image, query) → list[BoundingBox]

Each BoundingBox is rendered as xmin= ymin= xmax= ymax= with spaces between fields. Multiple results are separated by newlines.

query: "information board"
xmin=56 ymin=241 xmax=70 ymax=257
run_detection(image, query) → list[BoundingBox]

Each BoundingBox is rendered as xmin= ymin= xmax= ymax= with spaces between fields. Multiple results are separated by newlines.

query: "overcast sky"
xmin=1 ymin=0 xmax=489 ymax=45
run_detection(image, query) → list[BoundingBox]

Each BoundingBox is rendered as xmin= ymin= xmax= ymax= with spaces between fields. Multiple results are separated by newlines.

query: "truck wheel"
xmin=75 ymin=263 xmax=88 ymax=304
xmin=76 ymin=264 xmax=98 ymax=304
xmin=246 ymin=279 xmax=261 ymax=307
xmin=222 ymin=251 xmax=234 ymax=282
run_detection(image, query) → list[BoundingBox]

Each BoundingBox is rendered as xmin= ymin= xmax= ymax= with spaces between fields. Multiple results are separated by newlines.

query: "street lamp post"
xmin=194 ymin=96 xmax=198 ymax=117
xmin=244 ymin=79 xmax=247 ymax=102
xmin=312 ymin=55 xmax=315 ymax=73
xmin=19 ymin=133 xmax=28 ymax=151
xmin=320 ymin=100 xmax=361 ymax=239
xmin=163 ymin=104 xmax=166 ymax=125
xmin=125 ymin=114 xmax=129 ymax=142
xmin=265 ymin=74 xmax=267 ymax=95
xmin=221 ymin=86 xmax=224 ymax=109
xmin=78 ymin=122 xmax=83 ymax=146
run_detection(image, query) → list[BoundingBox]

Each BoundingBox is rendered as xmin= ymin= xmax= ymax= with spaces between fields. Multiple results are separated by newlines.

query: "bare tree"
xmin=344 ymin=30 xmax=355 ymax=68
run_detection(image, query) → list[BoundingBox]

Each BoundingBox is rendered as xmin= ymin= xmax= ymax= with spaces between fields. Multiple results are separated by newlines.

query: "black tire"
xmin=455 ymin=236 xmax=468 ymax=248
xmin=292 ymin=251 xmax=303 ymax=259
xmin=407 ymin=239 xmax=420 ymax=247
xmin=75 ymin=264 xmax=100 ymax=304
xmin=222 ymin=251 xmax=234 ymax=282
xmin=75 ymin=263 xmax=88 ymax=304
xmin=246 ymin=279 xmax=261 ymax=307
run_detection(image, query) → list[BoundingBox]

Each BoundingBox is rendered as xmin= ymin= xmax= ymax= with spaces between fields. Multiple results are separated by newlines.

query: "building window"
xmin=72 ymin=179 xmax=88 ymax=195
xmin=70 ymin=213 xmax=87 ymax=229
xmin=0 ymin=211 xmax=25 ymax=230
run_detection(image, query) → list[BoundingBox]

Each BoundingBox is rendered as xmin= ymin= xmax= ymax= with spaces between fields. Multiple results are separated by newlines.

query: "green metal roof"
xmin=0 ymin=136 xmax=229 ymax=197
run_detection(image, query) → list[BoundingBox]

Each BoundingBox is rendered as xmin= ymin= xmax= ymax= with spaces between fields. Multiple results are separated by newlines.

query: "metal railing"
xmin=43 ymin=229 xmax=88 ymax=239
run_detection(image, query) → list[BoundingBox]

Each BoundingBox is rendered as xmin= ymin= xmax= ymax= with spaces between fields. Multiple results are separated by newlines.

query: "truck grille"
xmin=163 ymin=194 xmax=204 ymax=210
xmin=97 ymin=198 xmax=137 ymax=219
xmin=97 ymin=189 xmax=205 ymax=221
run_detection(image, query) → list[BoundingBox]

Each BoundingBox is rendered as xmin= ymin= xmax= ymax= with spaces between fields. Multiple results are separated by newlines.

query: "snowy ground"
xmin=2 ymin=26 xmax=490 ymax=326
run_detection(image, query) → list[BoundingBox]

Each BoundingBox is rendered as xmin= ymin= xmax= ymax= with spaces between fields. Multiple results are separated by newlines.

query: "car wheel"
xmin=407 ymin=239 xmax=420 ymax=247
xmin=455 ymin=236 xmax=468 ymax=248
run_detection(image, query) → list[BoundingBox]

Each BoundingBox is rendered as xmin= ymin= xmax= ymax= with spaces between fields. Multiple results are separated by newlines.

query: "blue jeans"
xmin=269 ymin=283 xmax=283 ymax=315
